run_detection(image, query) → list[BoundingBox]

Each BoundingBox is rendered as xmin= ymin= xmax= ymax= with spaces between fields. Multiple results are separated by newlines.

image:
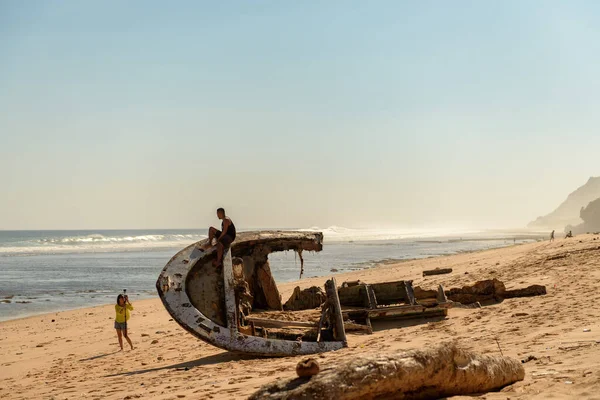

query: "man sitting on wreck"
xmin=203 ymin=207 xmax=236 ymax=267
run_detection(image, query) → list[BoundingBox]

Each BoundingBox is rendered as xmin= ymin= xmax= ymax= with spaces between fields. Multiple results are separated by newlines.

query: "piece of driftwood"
xmin=283 ymin=286 xmax=326 ymax=311
xmin=249 ymin=343 xmax=524 ymax=400
xmin=256 ymin=261 xmax=283 ymax=311
xmin=423 ymin=267 xmax=453 ymax=276
xmin=324 ymin=278 xmax=347 ymax=344
xmin=414 ymin=279 xmax=546 ymax=305
xmin=245 ymin=317 xmax=316 ymax=329
xmin=316 ymin=301 xmax=329 ymax=342
xmin=436 ymin=284 xmax=448 ymax=303
xmin=344 ymin=304 xmax=448 ymax=324
xmin=504 ymin=285 xmax=547 ymax=298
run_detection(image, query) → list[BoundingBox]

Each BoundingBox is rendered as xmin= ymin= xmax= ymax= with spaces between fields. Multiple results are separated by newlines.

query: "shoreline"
xmin=0 ymin=296 xmax=160 ymax=324
xmin=2 ymin=238 xmax=534 ymax=327
xmin=0 ymin=236 xmax=542 ymax=324
xmin=0 ymin=234 xmax=557 ymax=329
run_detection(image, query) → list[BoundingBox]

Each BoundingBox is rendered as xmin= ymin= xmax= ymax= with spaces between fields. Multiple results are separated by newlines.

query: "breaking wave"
xmin=38 ymin=234 xmax=201 ymax=244
xmin=0 ymin=231 xmax=207 ymax=256
xmin=299 ymin=226 xmax=481 ymax=243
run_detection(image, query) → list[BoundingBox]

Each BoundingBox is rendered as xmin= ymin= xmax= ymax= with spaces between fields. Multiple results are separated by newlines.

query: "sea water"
xmin=0 ymin=228 xmax=544 ymax=321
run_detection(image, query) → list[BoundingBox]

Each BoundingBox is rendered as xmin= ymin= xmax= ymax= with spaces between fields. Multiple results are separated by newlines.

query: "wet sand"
xmin=2 ymin=234 xmax=600 ymax=399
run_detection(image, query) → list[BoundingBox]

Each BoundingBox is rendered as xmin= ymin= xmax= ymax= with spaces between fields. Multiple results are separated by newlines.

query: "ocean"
xmin=0 ymin=227 xmax=544 ymax=321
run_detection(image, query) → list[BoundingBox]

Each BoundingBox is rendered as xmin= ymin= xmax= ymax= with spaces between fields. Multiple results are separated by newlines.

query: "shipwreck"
xmin=157 ymin=231 xmax=347 ymax=356
xmin=157 ymin=231 xmax=546 ymax=357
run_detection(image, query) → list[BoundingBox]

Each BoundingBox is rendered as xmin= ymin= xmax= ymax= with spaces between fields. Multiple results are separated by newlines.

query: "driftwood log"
xmin=445 ymin=278 xmax=507 ymax=304
xmin=504 ymin=284 xmax=547 ymax=298
xmin=422 ymin=267 xmax=453 ymax=276
xmin=249 ymin=343 xmax=524 ymax=400
xmin=415 ymin=279 xmax=547 ymax=305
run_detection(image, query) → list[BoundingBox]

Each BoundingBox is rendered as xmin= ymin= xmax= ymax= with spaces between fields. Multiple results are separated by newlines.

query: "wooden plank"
xmin=423 ymin=268 xmax=453 ymax=277
xmin=344 ymin=304 xmax=448 ymax=321
xmin=437 ymin=284 xmax=448 ymax=303
xmin=367 ymin=304 xmax=425 ymax=318
xmin=364 ymin=284 xmax=378 ymax=309
xmin=369 ymin=307 xmax=447 ymax=320
xmin=222 ymin=248 xmax=237 ymax=333
xmin=404 ymin=281 xmax=417 ymax=305
xmin=245 ymin=317 xmax=317 ymax=329
xmin=316 ymin=301 xmax=329 ymax=342
xmin=325 ymin=278 xmax=347 ymax=344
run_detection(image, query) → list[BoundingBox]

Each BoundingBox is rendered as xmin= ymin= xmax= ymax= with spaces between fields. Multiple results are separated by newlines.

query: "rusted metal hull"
xmin=156 ymin=231 xmax=346 ymax=357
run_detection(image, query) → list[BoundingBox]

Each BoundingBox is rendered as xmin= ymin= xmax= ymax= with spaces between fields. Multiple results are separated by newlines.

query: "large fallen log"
xmin=249 ymin=343 xmax=524 ymax=400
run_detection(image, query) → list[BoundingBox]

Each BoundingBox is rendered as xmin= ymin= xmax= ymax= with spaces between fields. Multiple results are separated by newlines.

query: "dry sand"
xmin=2 ymin=234 xmax=600 ymax=399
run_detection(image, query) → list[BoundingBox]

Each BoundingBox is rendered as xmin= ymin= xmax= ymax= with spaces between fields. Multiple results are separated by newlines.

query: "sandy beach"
xmin=2 ymin=234 xmax=600 ymax=399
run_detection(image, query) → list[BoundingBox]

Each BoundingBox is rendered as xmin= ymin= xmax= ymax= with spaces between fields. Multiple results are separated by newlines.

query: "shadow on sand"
xmin=79 ymin=351 xmax=120 ymax=362
xmin=371 ymin=315 xmax=447 ymax=332
xmin=104 ymin=351 xmax=262 ymax=377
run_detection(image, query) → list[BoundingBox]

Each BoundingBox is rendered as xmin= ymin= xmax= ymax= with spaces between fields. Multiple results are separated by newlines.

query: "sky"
xmin=1 ymin=1 xmax=600 ymax=230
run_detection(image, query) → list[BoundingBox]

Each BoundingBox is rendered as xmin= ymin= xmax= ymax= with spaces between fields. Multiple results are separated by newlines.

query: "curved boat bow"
xmin=156 ymin=231 xmax=347 ymax=356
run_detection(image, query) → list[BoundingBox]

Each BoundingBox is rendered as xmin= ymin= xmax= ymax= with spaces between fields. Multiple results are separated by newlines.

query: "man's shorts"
xmin=213 ymin=230 xmax=234 ymax=247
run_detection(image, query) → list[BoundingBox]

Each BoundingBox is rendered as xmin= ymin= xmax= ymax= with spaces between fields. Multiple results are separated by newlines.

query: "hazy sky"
xmin=1 ymin=1 xmax=600 ymax=230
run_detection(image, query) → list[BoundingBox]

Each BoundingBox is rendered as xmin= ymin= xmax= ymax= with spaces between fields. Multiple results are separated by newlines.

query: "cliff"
xmin=528 ymin=177 xmax=600 ymax=230
xmin=568 ymin=197 xmax=600 ymax=234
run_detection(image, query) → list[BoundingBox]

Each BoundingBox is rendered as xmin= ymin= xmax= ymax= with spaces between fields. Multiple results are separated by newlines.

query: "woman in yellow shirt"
xmin=115 ymin=294 xmax=134 ymax=351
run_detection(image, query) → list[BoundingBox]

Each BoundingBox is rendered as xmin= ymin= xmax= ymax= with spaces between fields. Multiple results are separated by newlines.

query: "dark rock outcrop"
xmin=567 ymin=197 xmax=600 ymax=235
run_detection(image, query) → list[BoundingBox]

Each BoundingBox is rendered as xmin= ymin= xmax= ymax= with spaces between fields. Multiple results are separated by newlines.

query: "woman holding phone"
xmin=115 ymin=292 xmax=134 ymax=351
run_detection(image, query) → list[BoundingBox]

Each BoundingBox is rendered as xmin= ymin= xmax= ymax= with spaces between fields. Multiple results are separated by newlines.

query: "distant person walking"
xmin=115 ymin=294 xmax=134 ymax=351
xmin=202 ymin=208 xmax=236 ymax=267
xmin=550 ymin=230 xmax=555 ymax=242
